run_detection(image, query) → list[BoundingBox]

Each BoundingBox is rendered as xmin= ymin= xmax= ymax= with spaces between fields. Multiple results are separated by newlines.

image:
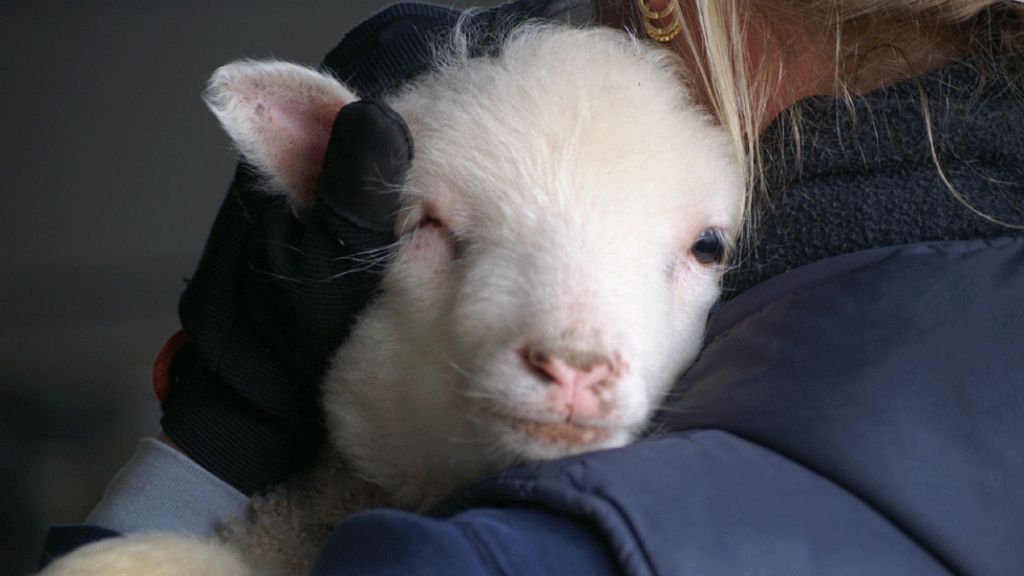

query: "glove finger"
xmin=180 ymin=164 xmax=299 ymax=359
xmin=241 ymin=100 xmax=413 ymax=376
xmin=313 ymin=99 xmax=413 ymax=235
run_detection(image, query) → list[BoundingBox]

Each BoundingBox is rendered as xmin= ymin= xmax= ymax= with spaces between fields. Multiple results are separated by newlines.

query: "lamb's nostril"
xmin=572 ymin=361 xmax=612 ymax=391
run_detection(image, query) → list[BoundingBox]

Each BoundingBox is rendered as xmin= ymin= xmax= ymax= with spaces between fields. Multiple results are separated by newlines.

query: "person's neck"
xmin=699 ymin=18 xmax=967 ymax=133
xmin=594 ymin=2 xmax=965 ymax=133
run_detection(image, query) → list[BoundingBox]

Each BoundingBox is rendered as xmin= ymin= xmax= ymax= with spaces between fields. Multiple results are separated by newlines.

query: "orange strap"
xmin=153 ymin=330 xmax=188 ymax=404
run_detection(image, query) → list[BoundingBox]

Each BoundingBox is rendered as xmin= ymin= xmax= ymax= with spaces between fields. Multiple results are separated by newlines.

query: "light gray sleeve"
xmin=86 ymin=437 xmax=250 ymax=537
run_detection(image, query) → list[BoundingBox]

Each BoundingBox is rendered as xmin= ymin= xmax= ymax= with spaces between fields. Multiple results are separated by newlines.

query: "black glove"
xmin=161 ymin=100 xmax=413 ymax=495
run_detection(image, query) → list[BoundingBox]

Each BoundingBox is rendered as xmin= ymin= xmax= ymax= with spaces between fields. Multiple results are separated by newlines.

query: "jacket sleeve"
xmin=437 ymin=430 xmax=951 ymax=576
xmin=38 ymin=438 xmax=249 ymax=570
xmin=312 ymin=507 xmax=617 ymax=576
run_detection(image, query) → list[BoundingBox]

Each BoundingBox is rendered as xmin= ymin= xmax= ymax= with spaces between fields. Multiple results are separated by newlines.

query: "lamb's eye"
xmin=418 ymin=214 xmax=446 ymax=231
xmin=690 ymin=228 xmax=727 ymax=265
xmin=411 ymin=213 xmax=465 ymax=259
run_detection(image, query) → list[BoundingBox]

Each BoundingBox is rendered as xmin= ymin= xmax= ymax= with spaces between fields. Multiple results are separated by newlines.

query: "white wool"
xmin=324 ymin=23 xmax=741 ymax=505
xmin=44 ymin=24 xmax=742 ymax=575
xmin=38 ymin=532 xmax=249 ymax=576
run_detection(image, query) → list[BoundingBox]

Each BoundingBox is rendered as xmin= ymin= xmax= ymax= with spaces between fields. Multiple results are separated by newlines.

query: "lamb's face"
xmin=382 ymin=141 xmax=736 ymax=461
xmin=203 ymin=25 xmax=742 ymax=505
xmin=321 ymin=27 xmax=743 ymax=504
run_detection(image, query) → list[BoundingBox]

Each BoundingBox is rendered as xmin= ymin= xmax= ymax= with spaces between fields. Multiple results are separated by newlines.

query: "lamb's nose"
xmin=520 ymin=346 xmax=617 ymax=418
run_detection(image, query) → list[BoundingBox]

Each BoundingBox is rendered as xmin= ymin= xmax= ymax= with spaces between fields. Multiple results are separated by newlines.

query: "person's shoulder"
xmin=671 ymin=238 xmax=1024 ymax=574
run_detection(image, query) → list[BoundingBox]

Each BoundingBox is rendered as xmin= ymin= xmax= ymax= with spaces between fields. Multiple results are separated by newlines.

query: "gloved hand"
xmin=160 ymin=100 xmax=413 ymax=495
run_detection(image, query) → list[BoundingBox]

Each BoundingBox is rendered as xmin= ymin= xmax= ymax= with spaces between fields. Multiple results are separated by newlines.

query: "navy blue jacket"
xmin=44 ymin=2 xmax=1024 ymax=574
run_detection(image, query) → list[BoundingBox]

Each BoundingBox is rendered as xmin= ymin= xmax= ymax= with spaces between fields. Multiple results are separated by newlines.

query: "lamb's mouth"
xmin=499 ymin=416 xmax=613 ymax=445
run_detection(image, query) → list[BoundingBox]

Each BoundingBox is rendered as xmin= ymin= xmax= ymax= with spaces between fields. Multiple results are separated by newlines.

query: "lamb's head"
xmin=206 ymin=25 xmax=742 ymax=506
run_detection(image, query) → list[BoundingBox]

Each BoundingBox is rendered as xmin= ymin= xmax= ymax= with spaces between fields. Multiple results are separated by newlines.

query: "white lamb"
xmin=41 ymin=23 xmax=743 ymax=576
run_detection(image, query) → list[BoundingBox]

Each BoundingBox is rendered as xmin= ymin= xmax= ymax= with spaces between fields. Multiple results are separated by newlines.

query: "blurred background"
xmin=0 ymin=1 xmax=511 ymax=572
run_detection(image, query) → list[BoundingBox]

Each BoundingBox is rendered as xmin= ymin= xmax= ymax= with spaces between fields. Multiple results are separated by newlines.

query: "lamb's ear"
xmin=204 ymin=60 xmax=358 ymax=205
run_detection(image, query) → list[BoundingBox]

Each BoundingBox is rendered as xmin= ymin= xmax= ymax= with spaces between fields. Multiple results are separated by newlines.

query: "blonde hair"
xmin=664 ymin=0 xmax=1024 ymax=231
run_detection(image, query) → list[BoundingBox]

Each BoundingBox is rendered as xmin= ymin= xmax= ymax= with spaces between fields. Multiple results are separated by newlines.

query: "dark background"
xmin=0 ymin=2 xmax=502 ymax=573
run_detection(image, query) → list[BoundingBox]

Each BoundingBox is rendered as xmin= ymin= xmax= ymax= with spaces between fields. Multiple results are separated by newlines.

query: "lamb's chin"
xmin=489 ymin=417 xmax=636 ymax=462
